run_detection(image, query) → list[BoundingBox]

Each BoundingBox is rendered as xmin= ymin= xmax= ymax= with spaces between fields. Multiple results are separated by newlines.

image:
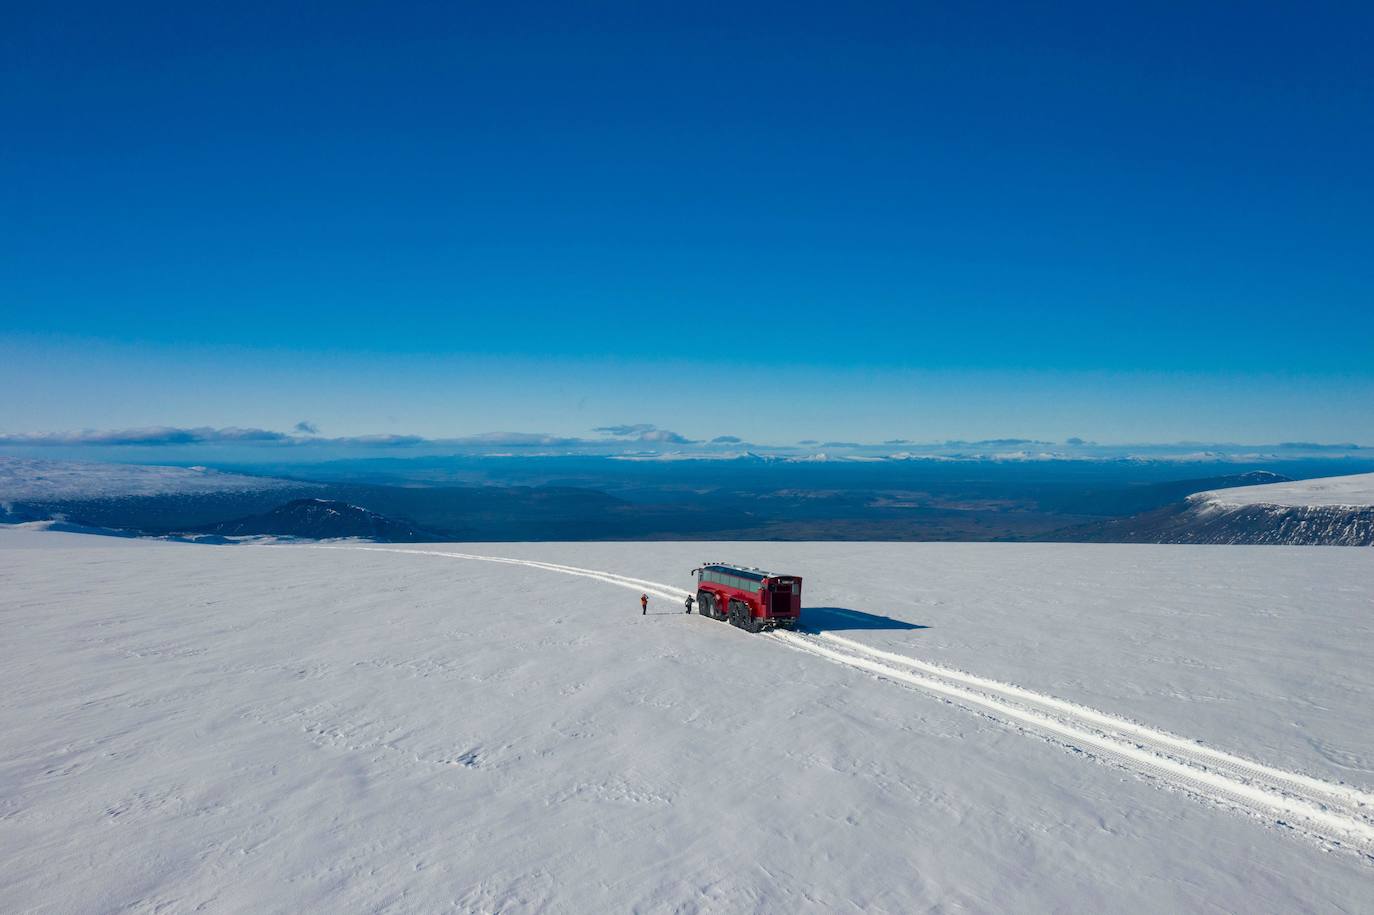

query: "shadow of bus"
xmin=800 ymin=606 xmax=929 ymax=633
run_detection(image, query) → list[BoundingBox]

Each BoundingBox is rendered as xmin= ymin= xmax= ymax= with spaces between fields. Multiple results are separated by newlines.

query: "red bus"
xmin=692 ymin=563 xmax=802 ymax=632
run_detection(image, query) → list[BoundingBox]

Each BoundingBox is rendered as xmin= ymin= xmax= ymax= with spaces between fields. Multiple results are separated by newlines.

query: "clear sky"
xmin=4 ymin=2 xmax=1372 ymax=446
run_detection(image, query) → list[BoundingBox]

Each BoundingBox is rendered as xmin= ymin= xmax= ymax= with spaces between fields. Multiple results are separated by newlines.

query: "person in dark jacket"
xmin=684 ymin=595 xmax=695 ymax=614
xmin=640 ymin=593 xmax=648 ymax=615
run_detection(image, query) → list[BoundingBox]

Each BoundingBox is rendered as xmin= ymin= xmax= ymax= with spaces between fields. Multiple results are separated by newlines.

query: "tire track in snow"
xmin=307 ymin=545 xmax=1374 ymax=857
xmin=809 ymin=631 xmax=1374 ymax=812
xmin=772 ymin=631 xmax=1374 ymax=855
xmin=318 ymin=546 xmax=691 ymax=602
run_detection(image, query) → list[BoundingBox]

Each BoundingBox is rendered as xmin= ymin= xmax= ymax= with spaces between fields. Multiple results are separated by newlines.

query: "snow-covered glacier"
xmin=1065 ymin=472 xmax=1374 ymax=545
xmin=3 ymin=529 xmax=1372 ymax=912
xmin=1180 ymin=471 xmax=1374 ymax=545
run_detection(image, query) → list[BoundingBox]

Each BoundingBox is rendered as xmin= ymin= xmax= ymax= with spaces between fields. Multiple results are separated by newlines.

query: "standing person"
xmin=684 ymin=595 xmax=695 ymax=614
xmin=640 ymin=593 xmax=648 ymax=615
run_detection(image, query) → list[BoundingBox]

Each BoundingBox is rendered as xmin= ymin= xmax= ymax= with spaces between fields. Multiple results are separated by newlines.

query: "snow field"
xmin=334 ymin=546 xmax=1374 ymax=854
xmin=1193 ymin=471 xmax=1374 ymax=508
xmin=3 ymin=530 xmax=1373 ymax=913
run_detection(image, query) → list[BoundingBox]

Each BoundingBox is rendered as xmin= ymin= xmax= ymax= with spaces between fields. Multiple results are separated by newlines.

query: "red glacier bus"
xmin=692 ymin=563 xmax=802 ymax=632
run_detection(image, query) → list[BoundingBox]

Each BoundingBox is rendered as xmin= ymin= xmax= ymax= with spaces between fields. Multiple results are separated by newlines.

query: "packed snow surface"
xmin=0 ymin=457 xmax=302 ymax=501
xmin=1192 ymin=471 xmax=1374 ymax=508
xmin=3 ymin=530 xmax=1374 ymax=912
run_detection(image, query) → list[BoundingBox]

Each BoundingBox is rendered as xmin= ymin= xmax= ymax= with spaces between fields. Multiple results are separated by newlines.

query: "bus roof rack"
xmin=699 ymin=562 xmax=795 ymax=579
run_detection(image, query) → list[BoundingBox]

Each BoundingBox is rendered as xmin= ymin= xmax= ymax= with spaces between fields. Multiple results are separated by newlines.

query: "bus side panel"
xmin=703 ymin=583 xmax=764 ymax=618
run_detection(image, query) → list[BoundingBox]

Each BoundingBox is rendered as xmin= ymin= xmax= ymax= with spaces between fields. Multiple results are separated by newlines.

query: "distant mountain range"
xmin=0 ymin=459 xmax=734 ymax=541
xmin=3 ymin=457 xmax=1371 ymax=544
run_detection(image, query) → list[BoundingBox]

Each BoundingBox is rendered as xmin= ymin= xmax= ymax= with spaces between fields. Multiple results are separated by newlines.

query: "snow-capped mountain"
xmin=1190 ymin=471 xmax=1374 ymax=509
xmin=1062 ymin=472 xmax=1374 ymax=545
xmin=1175 ymin=472 xmax=1374 ymax=545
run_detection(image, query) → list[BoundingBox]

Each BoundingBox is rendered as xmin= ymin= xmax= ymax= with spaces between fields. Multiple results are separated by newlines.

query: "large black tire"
xmin=728 ymin=599 xmax=758 ymax=632
xmin=742 ymin=606 xmax=761 ymax=634
xmin=698 ymin=591 xmax=715 ymax=620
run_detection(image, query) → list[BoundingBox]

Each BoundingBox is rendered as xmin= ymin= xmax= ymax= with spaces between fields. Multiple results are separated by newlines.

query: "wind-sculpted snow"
xmin=0 ymin=457 xmax=300 ymax=500
xmin=3 ymin=531 xmax=1373 ymax=912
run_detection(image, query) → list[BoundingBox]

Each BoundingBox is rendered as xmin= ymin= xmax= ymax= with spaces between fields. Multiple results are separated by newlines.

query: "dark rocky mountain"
xmin=189 ymin=499 xmax=439 ymax=541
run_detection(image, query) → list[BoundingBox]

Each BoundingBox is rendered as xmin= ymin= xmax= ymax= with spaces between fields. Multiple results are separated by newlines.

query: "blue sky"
xmin=4 ymin=2 xmax=1372 ymax=448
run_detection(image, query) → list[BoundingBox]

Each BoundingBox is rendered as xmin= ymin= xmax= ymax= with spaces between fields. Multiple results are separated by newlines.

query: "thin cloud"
xmin=8 ymin=427 xmax=1358 ymax=458
xmin=0 ymin=426 xmax=670 ymax=449
xmin=446 ymin=432 xmax=586 ymax=447
xmin=1277 ymin=441 xmax=1360 ymax=451
xmin=593 ymin=423 xmax=658 ymax=436
xmin=0 ymin=426 xmax=291 ymax=446
xmin=329 ymin=434 xmax=428 ymax=446
xmin=592 ymin=423 xmax=695 ymax=444
xmin=939 ymin=438 xmax=1052 ymax=447
xmin=635 ymin=429 xmax=695 ymax=444
xmin=294 ymin=420 xmax=319 ymax=434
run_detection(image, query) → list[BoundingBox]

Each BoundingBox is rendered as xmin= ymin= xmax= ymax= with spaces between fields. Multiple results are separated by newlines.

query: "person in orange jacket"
xmin=640 ymin=593 xmax=648 ymax=615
